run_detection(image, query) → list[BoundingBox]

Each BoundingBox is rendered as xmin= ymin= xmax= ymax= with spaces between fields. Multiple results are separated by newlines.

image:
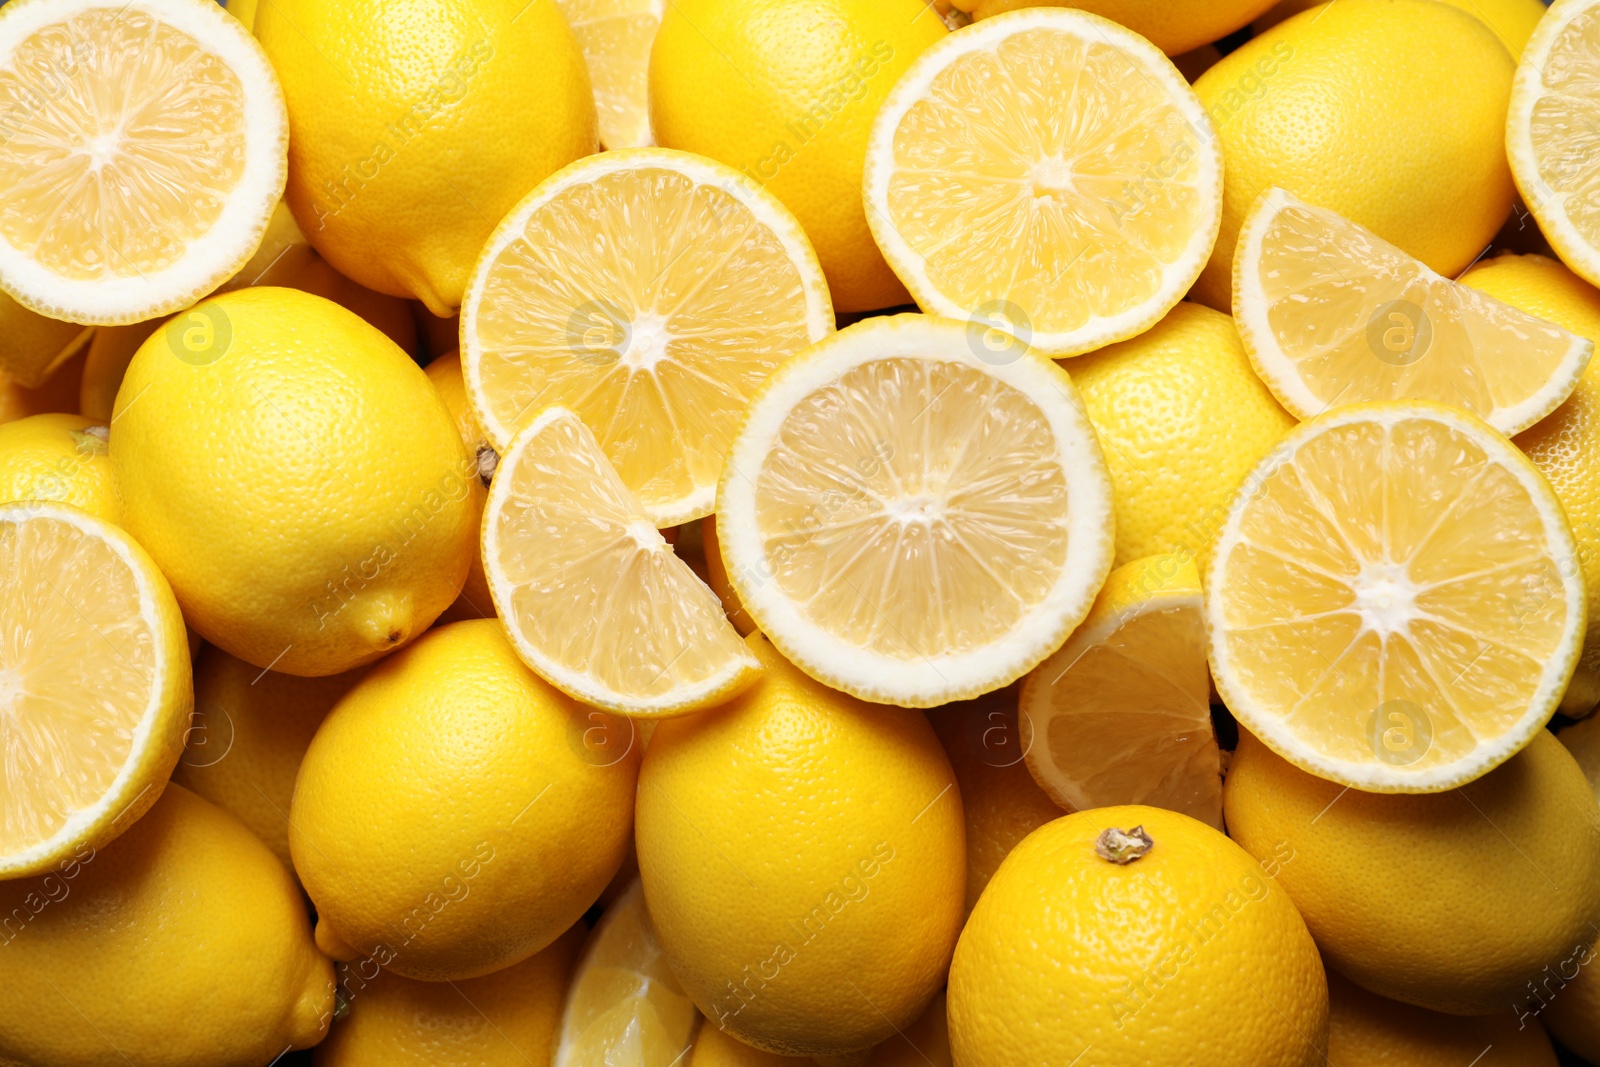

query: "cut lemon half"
xmin=862 ymin=8 xmax=1222 ymax=358
xmin=0 ymin=502 xmax=192 ymax=877
xmin=555 ymin=879 xmax=700 ymax=1067
xmin=1509 ymin=0 xmax=1600 ymax=290
xmin=463 ymin=148 xmax=832 ymax=527
xmin=0 ymin=0 xmax=287 ymax=325
xmin=1020 ymin=553 xmax=1221 ymax=828
xmin=484 ymin=406 xmax=760 ymax=717
xmin=556 ymin=0 xmax=663 ymax=149
xmin=717 ymin=313 xmax=1115 ymax=708
xmin=1208 ymin=401 xmax=1584 ymax=793
xmin=1234 ymin=188 xmax=1593 ymax=436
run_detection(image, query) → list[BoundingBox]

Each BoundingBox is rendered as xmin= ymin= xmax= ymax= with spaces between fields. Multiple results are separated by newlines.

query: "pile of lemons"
xmin=3 ymin=0 xmax=1600 ymax=1064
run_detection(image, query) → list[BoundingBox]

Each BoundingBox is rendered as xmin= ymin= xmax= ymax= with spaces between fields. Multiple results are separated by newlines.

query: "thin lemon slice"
xmin=717 ymin=313 xmax=1115 ymax=708
xmin=1509 ymin=0 xmax=1600 ymax=290
xmin=0 ymin=0 xmax=287 ymax=326
xmin=1234 ymin=188 xmax=1593 ymax=436
xmin=555 ymin=879 xmax=700 ymax=1067
xmin=862 ymin=8 xmax=1221 ymax=358
xmin=1208 ymin=401 xmax=1584 ymax=793
xmin=463 ymin=148 xmax=832 ymax=527
xmin=556 ymin=0 xmax=663 ymax=149
xmin=0 ymin=502 xmax=192 ymax=877
xmin=1020 ymin=553 xmax=1221 ymax=827
xmin=484 ymin=406 xmax=760 ymax=716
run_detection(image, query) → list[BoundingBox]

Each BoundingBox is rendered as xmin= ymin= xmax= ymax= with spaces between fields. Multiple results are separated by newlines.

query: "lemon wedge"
xmin=556 ymin=0 xmax=663 ymax=149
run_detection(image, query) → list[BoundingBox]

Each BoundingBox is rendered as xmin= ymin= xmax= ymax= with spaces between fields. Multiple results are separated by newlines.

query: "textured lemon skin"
xmin=1070 ymin=302 xmax=1294 ymax=569
xmin=0 ymin=785 xmax=333 ymax=1067
xmin=691 ymin=1024 xmax=808 ymax=1066
xmin=171 ymin=645 xmax=365 ymax=868
xmin=291 ymin=620 xmax=638 ymax=982
xmin=1326 ymin=970 xmax=1558 ymax=1067
xmin=649 ymin=0 xmax=945 ymax=312
xmin=257 ymin=0 xmax=597 ymax=315
xmin=636 ymin=634 xmax=965 ymax=1057
xmin=957 ymin=0 xmax=1279 ymax=55
xmin=949 ymin=805 xmax=1327 ymax=1067
xmin=1225 ymin=730 xmax=1600 ymax=1015
xmin=1460 ymin=254 xmax=1600 ymax=716
xmin=423 ymin=352 xmax=493 ymax=617
xmin=315 ymin=924 xmax=581 ymax=1066
xmin=110 ymin=287 xmax=475 ymax=677
xmin=1254 ymin=0 xmax=1547 ymax=57
xmin=1191 ymin=0 xmax=1516 ymax=309
xmin=0 ymin=414 xmax=117 ymax=523
xmin=866 ymin=989 xmax=951 ymax=1067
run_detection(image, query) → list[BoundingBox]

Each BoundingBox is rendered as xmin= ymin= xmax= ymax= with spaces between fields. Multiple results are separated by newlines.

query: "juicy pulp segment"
xmin=1524 ymin=4 xmax=1600 ymax=261
xmin=555 ymin=0 xmax=661 ymax=149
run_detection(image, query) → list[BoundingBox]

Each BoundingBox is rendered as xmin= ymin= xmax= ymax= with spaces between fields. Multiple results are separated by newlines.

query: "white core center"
xmin=1352 ymin=563 xmax=1419 ymax=638
xmin=1030 ymin=158 xmax=1075 ymax=200
xmin=888 ymin=494 xmax=946 ymax=525
xmin=627 ymin=518 xmax=665 ymax=552
xmin=622 ymin=311 xmax=671 ymax=371
xmin=0 ymin=667 xmax=21 ymax=716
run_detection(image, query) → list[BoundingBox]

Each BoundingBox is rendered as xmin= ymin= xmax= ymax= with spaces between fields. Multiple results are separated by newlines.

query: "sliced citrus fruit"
xmin=1233 ymin=187 xmax=1593 ymax=435
xmin=716 ymin=313 xmax=1115 ymax=708
xmin=484 ymin=405 xmax=760 ymax=716
xmin=1208 ymin=401 xmax=1584 ymax=793
xmin=1509 ymin=0 xmax=1600 ymax=291
xmin=463 ymin=148 xmax=832 ymax=527
xmin=556 ymin=0 xmax=663 ymax=150
xmin=555 ymin=878 xmax=700 ymax=1067
xmin=1020 ymin=553 xmax=1221 ymax=827
xmin=862 ymin=8 xmax=1222 ymax=358
xmin=0 ymin=501 xmax=192 ymax=877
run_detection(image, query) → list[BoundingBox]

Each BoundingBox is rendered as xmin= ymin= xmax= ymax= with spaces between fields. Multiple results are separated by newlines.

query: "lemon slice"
xmin=463 ymin=148 xmax=832 ymax=527
xmin=0 ymin=0 xmax=287 ymax=327
xmin=1020 ymin=553 xmax=1221 ymax=828
xmin=1509 ymin=0 xmax=1600 ymax=291
xmin=717 ymin=313 xmax=1115 ymax=708
xmin=862 ymin=8 xmax=1222 ymax=358
xmin=484 ymin=405 xmax=760 ymax=716
xmin=1234 ymin=188 xmax=1593 ymax=436
xmin=555 ymin=879 xmax=700 ymax=1067
xmin=0 ymin=502 xmax=192 ymax=877
xmin=1208 ymin=401 xmax=1584 ymax=793
xmin=556 ymin=0 xmax=663 ymax=149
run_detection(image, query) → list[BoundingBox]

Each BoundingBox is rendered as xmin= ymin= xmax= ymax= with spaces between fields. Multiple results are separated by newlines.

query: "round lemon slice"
xmin=0 ymin=0 xmax=287 ymax=326
xmin=1208 ymin=401 xmax=1584 ymax=793
xmin=0 ymin=502 xmax=192 ymax=878
xmin=1509 ymin=0 xmax=1600 ymax=290
xmin=862 ymin=8 xmax=1221 ymax=358
xmin=484 ymin=405 xmax=760 ymax=717
xmin=1234 ymin=187 xmax=1593 ymax=436
xmin=717 ymin=313 xmax=1115 ymax=708
xmin=1020 ymin=553 xmax=1221 ymax=828
xmin=463 ymin=148 xmax=832 ymax=527
xmin=556 ymin=0 xmax=663 ymax=149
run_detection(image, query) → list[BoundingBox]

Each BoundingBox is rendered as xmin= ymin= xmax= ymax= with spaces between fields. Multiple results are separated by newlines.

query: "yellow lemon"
xmin=1545 ymin=716 xmax=1600 ymax=1059
xmin=257 ymin=0 xmax=597 ymax=315
xmin=0 ymin=350 xmax=83 ymax=427
xmin=952 ymin=0 xmax=1279 ymax=55
xmin=315 ymin=924 xmax=582 ymax=1066
xmin=1326 ymin=969 xmax=1558 ymax=1066
xmin=701 ymin=516 xmax=755 ymax=636
xmin=0 ymin=414 xmax=116 ymax=524
xmin=692 ymin=1024 xmax=806 ymax=1066
xmin=1225 ymin=728 xmax=1600 ymax=1015
xmin=423 ymin=352 xmax=495 ymax=620
xmin=1191 ymin=0 xmax=1516 ymax=309
xmin=110 ymin=286 xmax=476 ymax=677
xmin=636 ymin=634 xmax=965 ymax=1056
xmin=948 ymin=806 xmax=1327 ymax=1066
xmin=1255 ymin=0 xmax=1548 ymax=57
xmin=1070 ymin=301 xmax=1294 ymax=569
xmin=556 ymin=0 xmax=664 ymax=149
xmin=865 ymin=990 xmax=951 ymax=1067
xmin=291 ymin=619 xmax=639 ymax=982
xmin=1460 ymin=253 xmax=1600 ymax=716
xmin=0 ymin=291 xmax=91 ymax=388
xmin=0 ymin=784 xmax=333 ymax=1067
xmin=649 ymin=0 xmax=945 ymax=312
xmin=171 ymin=645 xmax=365 ymax=869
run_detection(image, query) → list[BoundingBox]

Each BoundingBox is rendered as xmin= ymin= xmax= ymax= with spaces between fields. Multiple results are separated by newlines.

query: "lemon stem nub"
xmin=1096 ymin=826 xmax=1154 ymax=865
xmin=475 ymin=445 xmax=498 ymax=487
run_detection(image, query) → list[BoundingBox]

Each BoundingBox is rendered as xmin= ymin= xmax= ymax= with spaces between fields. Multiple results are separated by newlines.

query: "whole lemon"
xmin=649 ymin=0 xmax=945 ymax=312
xmin=867 ymin=990 xmax=951 ymax=1067
xmin=257 ymin=0 xmax=597 ymax=315
xmin=1325 ymin=969 xmax=1557 ymax=1067
xmin=1191 ymin=0 xmax=1516 ymax=309
xmin=0 ymin=414 xmax=116 ymax=524
xmin=291 ymin=619 xmax=638 ymax=981
xmin=0 ymin=784 xmax=333 ymax=1067
xmin=952 ymin=0 xmax=1278 ymax=55
xmin=691 ymin=1024 xmax=809 ymax=1066
xmin=1542 ymin=720 xmax=1600 ymax=1060
xmin=636 ymin=633 xmax=965 ymax=1056
xmin=424 ymin=352 xmax=494 ymax=620
xmin=110 ymin=287 xmax=476 ymax=677
xmin=948 ymin=805 xmax=1327 ymax=1067
xmin=1225 ymin=729 xmax=1600 ymax=1015
xmin=171 ymin=644 xmax=366 ymax=868
xmin=1255 ymin=0 xmax=1548 ymax=58
xmin=315 ymin=924 xmax=582 ymax=1066
xmin=1460 ymin=253 xmax=1600 ymax=716
xmin=1069 ymin=302 xmax=1295 ymax=568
